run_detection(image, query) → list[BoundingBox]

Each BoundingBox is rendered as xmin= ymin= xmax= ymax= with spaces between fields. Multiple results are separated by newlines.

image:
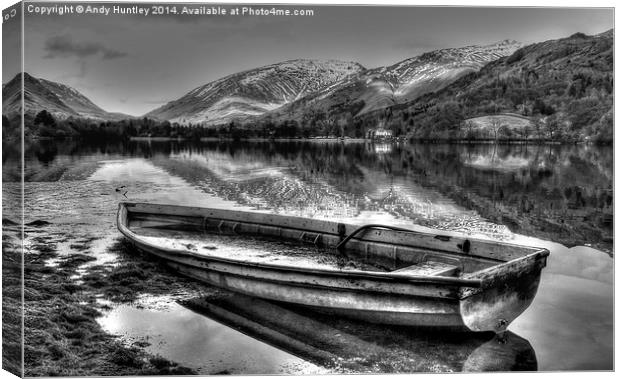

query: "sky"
xmin=2 ymin=1 xmax=614 ymax=116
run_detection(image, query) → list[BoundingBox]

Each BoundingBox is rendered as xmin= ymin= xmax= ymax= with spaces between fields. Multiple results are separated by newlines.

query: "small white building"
xmin=366 ymin=127 xmax=393 ymax=140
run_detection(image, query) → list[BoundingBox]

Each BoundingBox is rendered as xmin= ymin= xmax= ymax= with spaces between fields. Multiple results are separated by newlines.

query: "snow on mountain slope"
xmin=145 ymin=59 xmax=365 ymax=124
xmin=380 ymin=39 xmax=522 ymax=104
xmin=3 ymin=73 xmax=76 ymax=117
xmin=252 ymin=40 xmax=522 ymax=123
xmin=2 ymin=73 xmax=129 ymax=121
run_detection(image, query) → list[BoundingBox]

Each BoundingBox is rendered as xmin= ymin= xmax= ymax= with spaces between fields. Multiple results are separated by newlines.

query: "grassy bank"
xmin=3 ymin=222 xmax=219 ymax=376
xmin=2 ymin=224 xmax=22 ymax=376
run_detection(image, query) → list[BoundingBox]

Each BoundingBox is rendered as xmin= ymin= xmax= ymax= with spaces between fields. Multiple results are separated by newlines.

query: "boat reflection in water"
xmin=181 ymin=292 xmax=537 ymax=373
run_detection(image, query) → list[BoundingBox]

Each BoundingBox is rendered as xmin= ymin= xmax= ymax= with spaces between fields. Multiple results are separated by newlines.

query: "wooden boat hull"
xmin=117 ymin=202 xmax=549 ymax=332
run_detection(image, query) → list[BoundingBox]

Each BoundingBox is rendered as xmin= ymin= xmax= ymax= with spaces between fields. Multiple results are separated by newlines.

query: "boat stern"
xmin=459 ymin=251 xmax=548 ymax=333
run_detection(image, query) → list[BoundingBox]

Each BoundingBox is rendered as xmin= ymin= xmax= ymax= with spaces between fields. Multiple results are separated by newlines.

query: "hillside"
xmin=248 ymin=40 xmax=522 ymax=125
xmin=144 ymin=41 xmax=520 ymax=126
xmin=5 ymin=30 xmax=611 ymax=144
xmin=366 ymin=30 xmax=613 ymax=142
xmin=145 ymin=59 xmax=365 ymax=125
xmin=372 ymin=39 xmax=522 ymax=106
xmin=2 ymin=73 xmax=129 ymax=121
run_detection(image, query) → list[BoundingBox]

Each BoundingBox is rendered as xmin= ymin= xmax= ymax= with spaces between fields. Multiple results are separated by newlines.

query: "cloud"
xmin=44 ymin=35 xmax=127 ymax=60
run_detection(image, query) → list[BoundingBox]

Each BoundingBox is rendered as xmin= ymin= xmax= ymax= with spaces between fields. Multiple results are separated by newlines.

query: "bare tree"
xmin=522 ymin=123 xmax=532 ymax=142
xmin=532 ymin=116 xmax=544 ymax=140
xmin=489 ymin=118 xmax=505 ymax=142
xmin=463 ymin=120 xmax=476 ymax=140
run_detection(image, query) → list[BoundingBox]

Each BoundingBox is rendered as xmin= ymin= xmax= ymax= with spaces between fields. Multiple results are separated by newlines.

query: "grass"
xmin=3 ymin=227 xmax=200 ymax=376
xmin=81 ymin=239 xmax=206 ymax=303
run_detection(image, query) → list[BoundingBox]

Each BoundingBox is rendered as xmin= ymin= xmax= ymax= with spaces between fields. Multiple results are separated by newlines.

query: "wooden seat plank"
xmin=393 ymin=261 xmax=460 ymax=277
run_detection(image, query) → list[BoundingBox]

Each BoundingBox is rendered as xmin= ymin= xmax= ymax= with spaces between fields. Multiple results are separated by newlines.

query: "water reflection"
xmin=5 ymin=138 xmax=613 ymax=372
xmin=99 ymin=290 xmax=538 ymax=373
xmin=129 ymin=140 xmax=610 ymax=250
xmin=97 ymin=295 xmax=327 ymax=375
xmin=180 ymin=292 xmax=537 ymax=372
xmin=8 ymin=138 xmax=612 ymax=249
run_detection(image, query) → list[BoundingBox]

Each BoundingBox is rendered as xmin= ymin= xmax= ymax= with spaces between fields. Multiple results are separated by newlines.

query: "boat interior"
xmin=121 ymin=203 xmax=546 ymax=278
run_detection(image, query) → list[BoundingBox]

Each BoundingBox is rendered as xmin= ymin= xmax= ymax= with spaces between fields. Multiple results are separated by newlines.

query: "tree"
xmin=489 ymin=118 xmax=505 ymax=142
xmin=522 ymin=122 xmax=532 ymax=142
xmin=34 ymin=110 xmax=56 ymax=127
xmin=544 ymin=114 xmax=561 ymax=140
xmin=532 ymin=116 xmax=544 ymax=140
xmin=463 ymin=120 xmax=476 ymax=140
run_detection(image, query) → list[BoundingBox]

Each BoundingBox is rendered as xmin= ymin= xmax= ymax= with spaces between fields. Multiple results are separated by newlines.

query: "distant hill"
xmin=257 ymin=40 xmax=521 ymax=124
xmin=362 ymin=29 xmax=613 ymax=142
xmin=144 ymin=41 xmax=521 ymax=126
xmin=4 ymin=29 xmax=611 ymax=144
xmin=2 ymin=73 xmax=129 ymax=121
xmin=145 ymin=59 xmax=365 ymax=125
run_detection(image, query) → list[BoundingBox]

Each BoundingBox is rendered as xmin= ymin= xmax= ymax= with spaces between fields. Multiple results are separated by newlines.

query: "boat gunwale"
xmin=121 ymin=202 xmax=549 ymax=258
xmin=117 ymin=203 xmax=487 ymax=288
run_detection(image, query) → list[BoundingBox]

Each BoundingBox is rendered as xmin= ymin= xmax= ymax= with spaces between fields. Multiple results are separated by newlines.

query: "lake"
xmin=2 ymin=139 xmax=613 ymax=373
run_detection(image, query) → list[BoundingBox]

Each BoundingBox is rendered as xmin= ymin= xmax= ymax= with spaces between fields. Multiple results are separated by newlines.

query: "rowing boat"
xmin=117 ymin=202 xmax=549 ymax=333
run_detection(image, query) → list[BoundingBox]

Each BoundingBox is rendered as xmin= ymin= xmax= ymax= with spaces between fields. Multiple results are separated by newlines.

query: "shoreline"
xmin=2 ymin=222 xmax=207 ymax=376
xmin=126 ymin=136 xmax=604 ymax=145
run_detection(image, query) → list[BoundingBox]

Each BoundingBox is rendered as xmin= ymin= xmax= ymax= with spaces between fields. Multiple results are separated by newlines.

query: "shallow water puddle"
xmin=97 ymin=299 xmax=329 ymax=375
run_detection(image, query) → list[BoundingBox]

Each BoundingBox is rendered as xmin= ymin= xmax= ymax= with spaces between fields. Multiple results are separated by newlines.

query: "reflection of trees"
xmin=14 ymin=139 xmax=612 ymax=249
xmin=215 ymin=141 xmax=612 ymax=247
xmin=3 ymin=140 xmax=170 ymax=182
xmin=395 ymin=144 xmax=613 ymax=248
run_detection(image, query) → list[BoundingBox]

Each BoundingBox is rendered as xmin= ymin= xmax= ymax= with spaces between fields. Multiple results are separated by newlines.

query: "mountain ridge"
xmin=251 ymin=39 xmax=523 ymax=125
xmin=2 ymin=73 xmax=130 ymax=121
xmin=144 ymin=40 xmax=522 ymax=125
xmin=5 ymin=29 xmax=612 ymax=144
xmin=352 ymin=29 xmax=613 ymax=142
xmin=145 ymin=59 xmax=366 ymax=124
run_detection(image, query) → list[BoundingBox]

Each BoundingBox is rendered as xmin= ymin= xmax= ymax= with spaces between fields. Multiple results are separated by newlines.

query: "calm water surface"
xmin=3 ymin=139 xmax=613 ymax=372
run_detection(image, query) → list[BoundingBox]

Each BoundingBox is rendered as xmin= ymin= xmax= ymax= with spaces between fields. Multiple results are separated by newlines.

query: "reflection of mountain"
xmin=147 ymin=143 xmax=507 ymax=238
xmin=13 ymin=139 xmax=611 ymax=250
xmin=164 ymin=141 xmax=610 ymax=249
xmin=182 ymin=292 xmax=537 ymax=372
xmin=149 ymin=149 xmax=363 ymax=219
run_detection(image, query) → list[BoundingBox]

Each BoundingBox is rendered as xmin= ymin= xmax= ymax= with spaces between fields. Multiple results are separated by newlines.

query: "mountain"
xmin=369 ymin=29 xmax=613 ymax=142
xmin=255 ymin=40 xmax=522 ymax=124
xmin=145 ymin=41 xmax=521 ymax=126
xmin=145 ymin=59 xmax=365 ymax=125
xmin=372 ymin=39 xmax=522 ymax=105
xmin=2 ymin=73 xmax=128 ymax=121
